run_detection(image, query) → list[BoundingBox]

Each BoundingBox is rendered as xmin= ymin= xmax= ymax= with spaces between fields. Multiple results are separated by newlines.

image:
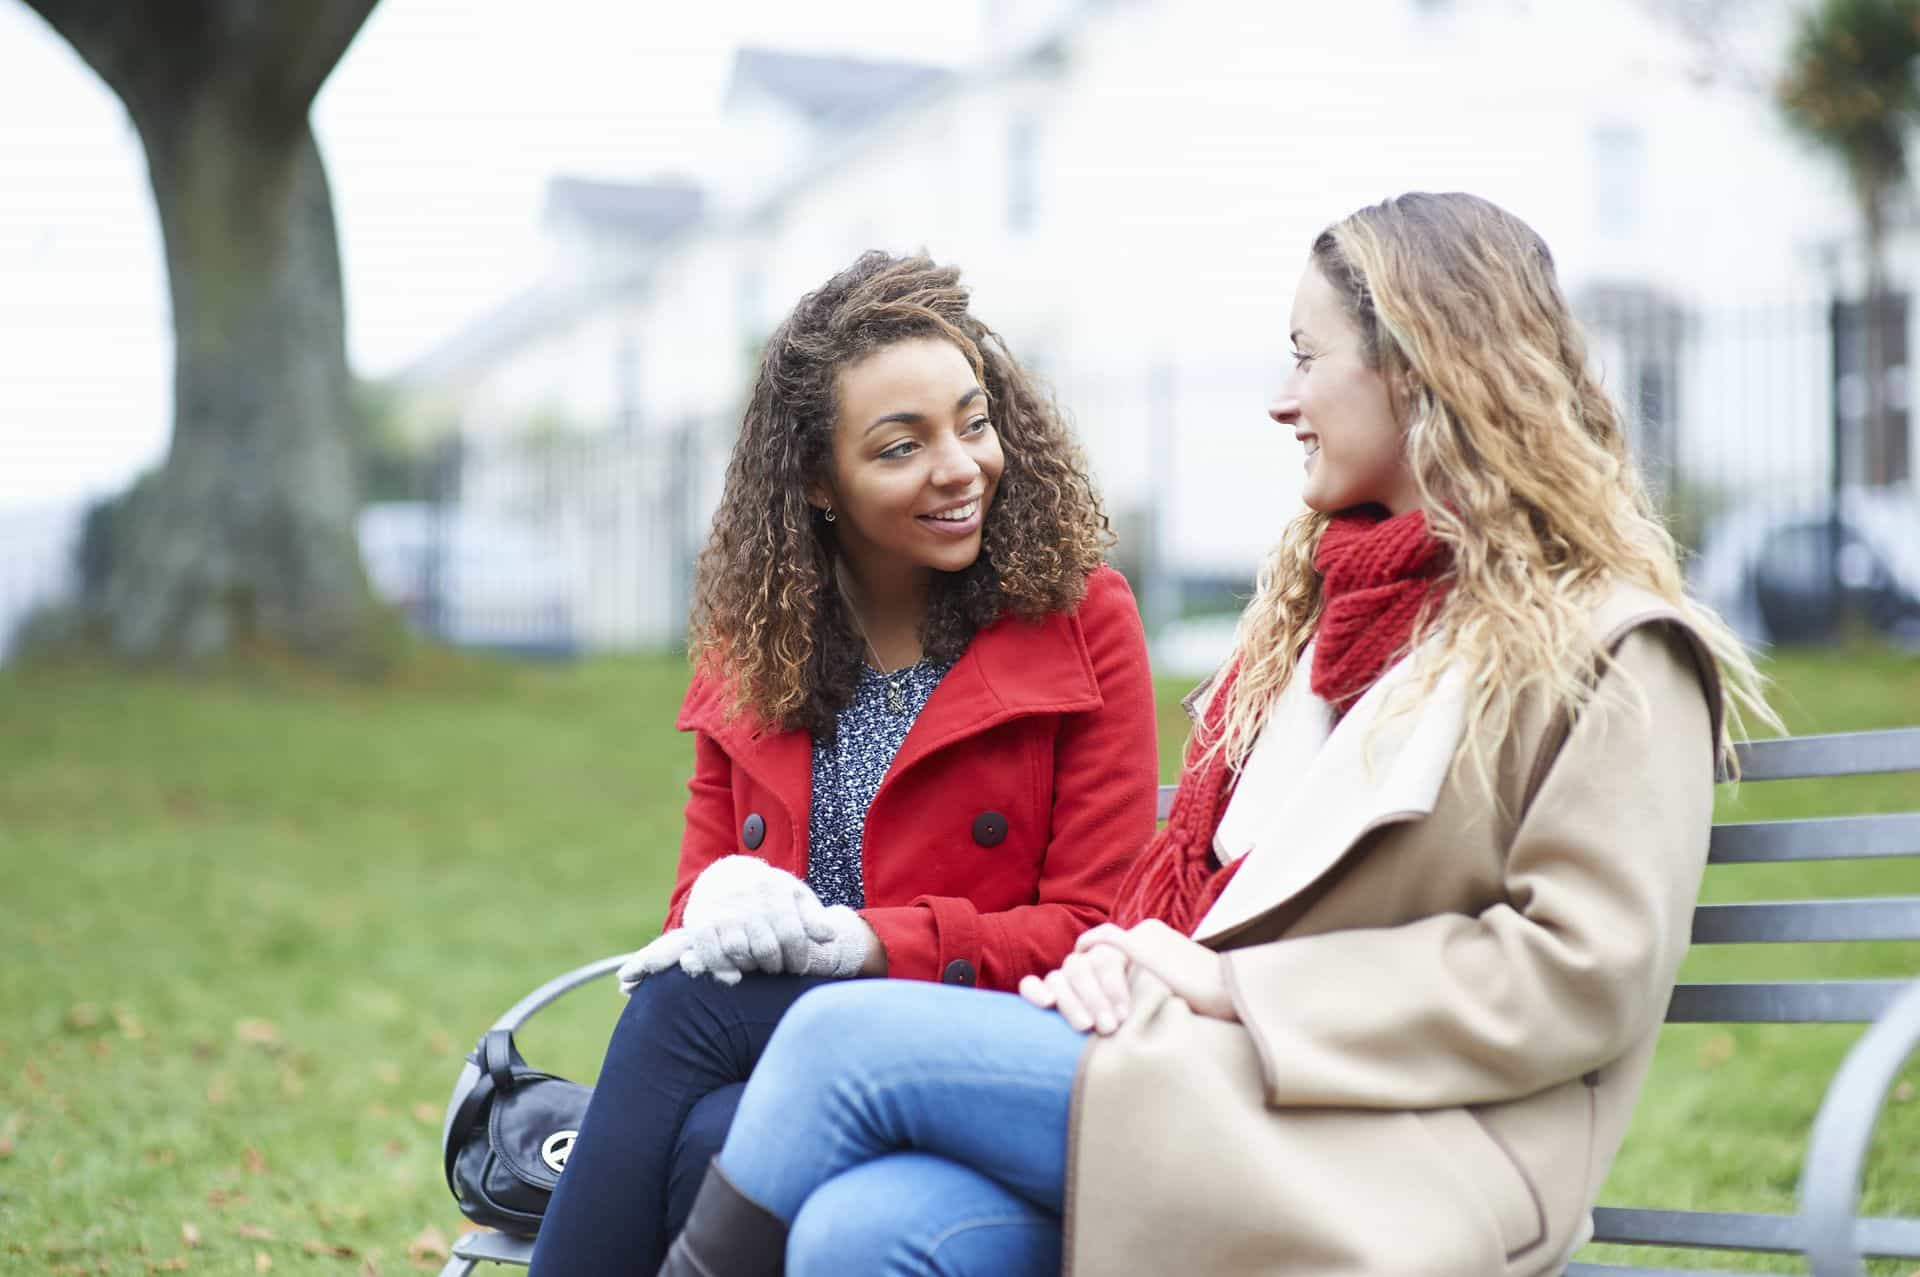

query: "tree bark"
xmin=24 ymin=0 xmax=382 ymax=662
xmin=1857 ymin=188 xmax=1910 ymax=488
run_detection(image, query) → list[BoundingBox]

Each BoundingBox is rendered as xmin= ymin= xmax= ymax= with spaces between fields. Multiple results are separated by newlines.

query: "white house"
xmin=397 ymin=0 xmax=1901 ymax=648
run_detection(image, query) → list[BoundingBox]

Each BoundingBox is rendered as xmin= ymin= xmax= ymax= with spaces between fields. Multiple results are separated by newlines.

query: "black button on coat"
xmin=971 ymin=811 xmax=1009 ymax=847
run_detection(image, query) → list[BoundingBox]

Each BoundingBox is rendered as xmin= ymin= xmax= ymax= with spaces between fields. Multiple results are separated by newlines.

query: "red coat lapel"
xmin=675 ymin=603 xmax=1103 ymax=826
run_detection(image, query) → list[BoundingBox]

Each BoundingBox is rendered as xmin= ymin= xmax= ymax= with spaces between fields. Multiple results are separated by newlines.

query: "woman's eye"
xmin=962 ymin=416 xmax=991 ymax=436
xmin=1290 ymin=350 xmax=1314 ymax=368
xmin=878 ymin=440 xmax=917 ymax=460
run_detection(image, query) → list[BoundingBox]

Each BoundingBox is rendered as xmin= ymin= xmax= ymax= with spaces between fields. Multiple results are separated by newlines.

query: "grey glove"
xmin=616 ymin=857 xmax=872 ymax=993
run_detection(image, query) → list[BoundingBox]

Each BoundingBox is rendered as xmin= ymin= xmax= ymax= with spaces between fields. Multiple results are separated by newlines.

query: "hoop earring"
xmin=823 ymin=507 xmax=836 ymax=523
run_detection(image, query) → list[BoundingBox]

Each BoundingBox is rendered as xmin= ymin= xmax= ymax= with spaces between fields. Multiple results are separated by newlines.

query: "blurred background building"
xmin=5 ymin=0 xmax=1918 ymax=665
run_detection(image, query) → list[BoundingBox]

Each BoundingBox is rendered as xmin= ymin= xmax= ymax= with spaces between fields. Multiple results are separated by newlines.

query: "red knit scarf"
xmin=1111 ymin=507 xmax=1449 ymax=933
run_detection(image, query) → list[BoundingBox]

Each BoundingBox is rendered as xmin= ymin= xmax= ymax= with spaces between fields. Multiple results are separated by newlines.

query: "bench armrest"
xmin=1802 ymin=975 xmax=1920 ymax=1276
xmin=489 ymin=953 xmax=629 ymax=1034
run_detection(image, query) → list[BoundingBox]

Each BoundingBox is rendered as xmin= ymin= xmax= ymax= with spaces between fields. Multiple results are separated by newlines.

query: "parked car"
xmin=1691 ymin=486 xmax=1920 ymax=647
xmin=358 ymin=502 xmax=579 ymax=656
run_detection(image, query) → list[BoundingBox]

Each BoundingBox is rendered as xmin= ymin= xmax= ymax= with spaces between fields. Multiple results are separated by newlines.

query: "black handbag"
xmin=441 ymin=954 xmax=624 ymax=1235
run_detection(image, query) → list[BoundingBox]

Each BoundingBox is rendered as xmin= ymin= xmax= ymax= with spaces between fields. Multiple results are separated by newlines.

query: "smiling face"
xmin=814 ymin=336 xmax=1005 ymax=591
xmin=1272 ymin=262 xmax=1420 ymax=516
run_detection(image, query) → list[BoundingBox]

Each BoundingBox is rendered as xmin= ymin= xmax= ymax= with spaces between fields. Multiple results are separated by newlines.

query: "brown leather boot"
xmin=657 ymin=1162 xmax=786 ymax=1277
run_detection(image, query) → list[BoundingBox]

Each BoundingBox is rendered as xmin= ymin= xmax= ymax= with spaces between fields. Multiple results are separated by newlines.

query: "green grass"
xmin=1 ymin=641 xmax=1916 ymax=1273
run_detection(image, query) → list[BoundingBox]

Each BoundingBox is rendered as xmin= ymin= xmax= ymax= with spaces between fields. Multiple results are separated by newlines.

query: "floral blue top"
xmin=806 ymin=659 xmax=953 ymax=909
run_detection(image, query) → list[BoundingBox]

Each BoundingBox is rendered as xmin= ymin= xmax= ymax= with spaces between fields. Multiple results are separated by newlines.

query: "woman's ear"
xmin=805 ymin=482 xmax=833 ymax=513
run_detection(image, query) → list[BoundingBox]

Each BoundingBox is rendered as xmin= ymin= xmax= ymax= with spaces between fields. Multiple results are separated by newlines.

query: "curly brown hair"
xmin=688 ymin=251 xmax=1113 ymax=737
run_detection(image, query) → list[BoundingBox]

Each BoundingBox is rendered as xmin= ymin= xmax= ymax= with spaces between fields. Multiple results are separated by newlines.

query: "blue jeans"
xmin=527 ymin=968 xmax=833 ymax=1276
xmin=717 ymin=979 xmax=1089 ymax=1277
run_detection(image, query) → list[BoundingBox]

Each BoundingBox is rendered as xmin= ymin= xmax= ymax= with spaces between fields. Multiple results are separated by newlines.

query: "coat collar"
xmin=1192 ymin=639 xmax=1468 ymax=943
xmin=1190 ymin=581 xmax=1710 ymax=945
xmin=675 ymin=601 xmax=1104 ymax=821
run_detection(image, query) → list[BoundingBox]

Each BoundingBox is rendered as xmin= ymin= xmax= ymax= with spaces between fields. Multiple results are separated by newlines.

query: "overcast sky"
xmin=0 ymin=0 xmax=986 ymax=512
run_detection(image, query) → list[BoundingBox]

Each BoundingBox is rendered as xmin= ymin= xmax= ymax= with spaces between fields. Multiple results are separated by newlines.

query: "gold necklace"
xmin=840 ymin=578 xmax=920 ymax=715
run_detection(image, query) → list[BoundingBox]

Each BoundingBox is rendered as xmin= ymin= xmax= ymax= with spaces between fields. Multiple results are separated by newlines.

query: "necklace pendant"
xmin=885 ymin=676 xmax=908 ymax=714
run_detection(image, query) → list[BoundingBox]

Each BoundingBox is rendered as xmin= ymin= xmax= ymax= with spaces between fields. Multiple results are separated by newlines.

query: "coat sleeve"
xmin=1221 ymin=623 xmax=1717 ymax=1109
xmin=861 ymin=568 xmax=1162 ymax=989
xmin=662 ymin=727 xmax=736 ymax=932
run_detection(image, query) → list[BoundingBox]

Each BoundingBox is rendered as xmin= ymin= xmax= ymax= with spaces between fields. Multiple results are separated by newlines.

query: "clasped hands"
xmin=618 ymin=856 xmax=877 ymax=994
xmin=1019 ymin=918 xmax=1238 ymax=1035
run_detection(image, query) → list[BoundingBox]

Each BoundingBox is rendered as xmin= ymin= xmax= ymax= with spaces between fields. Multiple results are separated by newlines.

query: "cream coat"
xmin=1064 ymin=584 xmax=1723 ymax=1276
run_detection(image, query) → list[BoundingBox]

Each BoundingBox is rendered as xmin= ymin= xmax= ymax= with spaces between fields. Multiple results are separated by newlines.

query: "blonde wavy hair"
xmin=1202 ymin=192 xmax=1773 ymax=781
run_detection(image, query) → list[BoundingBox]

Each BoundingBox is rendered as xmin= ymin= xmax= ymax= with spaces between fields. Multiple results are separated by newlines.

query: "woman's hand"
xmin=1019 ymin=942 xmax=1133 ymax=1035
xmin=1074 ymin=920 xmax=1239 ymax=1023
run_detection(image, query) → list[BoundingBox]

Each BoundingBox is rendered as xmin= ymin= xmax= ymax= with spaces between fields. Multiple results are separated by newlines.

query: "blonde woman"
xmin=658 ymin=192 xmax=1775 ymax=1277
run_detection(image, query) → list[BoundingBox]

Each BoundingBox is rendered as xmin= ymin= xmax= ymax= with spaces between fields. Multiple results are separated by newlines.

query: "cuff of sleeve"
xmin=862 ymin=897 xmax=983 ymax=986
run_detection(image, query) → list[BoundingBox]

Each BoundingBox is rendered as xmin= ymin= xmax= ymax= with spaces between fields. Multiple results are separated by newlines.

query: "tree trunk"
xmin=105 ymin=109 xmax=372 ymax=660
xmin=1859 ymin=191 xmax=1911 ymax=488
xmin=23 ymin=0 xmax=382 ymax=664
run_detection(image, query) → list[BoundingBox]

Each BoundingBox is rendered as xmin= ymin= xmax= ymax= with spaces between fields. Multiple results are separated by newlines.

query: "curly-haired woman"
xmin=658 ymin=193 xmax=1779 ymax=1277
xmin=525 ymin=252 xmax=1159 ymax=1274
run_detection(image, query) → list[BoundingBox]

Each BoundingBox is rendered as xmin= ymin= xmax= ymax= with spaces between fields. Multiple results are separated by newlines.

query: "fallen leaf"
xmin=405 ymin=1227 xmax=448 ymax=1265
xmin=279 ymin=1066 xmax=305 ymax=1099
xmin=23 ymin=1061 xmax=45 ymax=1090
xmin=1696 ymin=1031 xmax=1735 ymax=1069
xmin=234 ymin=1020 xmax=282 ymax=1051
xmin=410 ymin=1103 xmax=438 ymax=1126
xmin=65 ymin=1003 xmax=102 ymax=1032
xmin=359 ymin=1259 xmax=380 ymax=1277
xmin=189 ymin=1040 xmax=215 ymax=1063
xmin=302 ymin=1240 xmax=355 ymax=1259
xmin=1894 ymin=1080 xmax=1914 ymax=1103
xmin=179 ymin=1222 xmax=200 ymax=1249
xmin=365 ymin=1103 xmax=390 ymax=1120
xmin=242 ymin=1146 xmax=267 ymax=1176
xmin=114 ymin=1006 xmax=146 ymax=1040
xmin=50 ymin=1152 xmax=65 ymax=1172
xmin=254 ymin=1252 xmax=272 ymax=1273
xmin=424 ymin=1031 xmax=453 ymax=1057
xmin=0 ymin=1136 xmax=12 ymax=1160
xmin=144 ymin=1148 xmax=178 ymax=1168
xmin=89 ymin=1040 xmax=112 ymax=1060
xmin=234 ymin=1225 xmax=276 ymax=1242
xmin=148 ymin=1260 xmax=188 ymax=1273
xmin=374 ymin=1062 xmax=402 ymax=1086
xmin=384 ymin=1140 xmax=406 ymax=1158
xmin=205 ymin=1075 xmax=230 ymax=1106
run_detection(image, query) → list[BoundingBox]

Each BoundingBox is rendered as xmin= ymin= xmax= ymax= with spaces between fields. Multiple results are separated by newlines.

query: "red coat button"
xmin=742 ymin=813 xmax=766 ymax=850
xmin=941 ymin=959 xmax=978 ymax=986
xmin=971 ymin=811 xmax=1008 ymax=847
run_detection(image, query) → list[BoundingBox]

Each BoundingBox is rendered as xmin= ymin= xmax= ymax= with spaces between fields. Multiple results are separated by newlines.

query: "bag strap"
xmin=443 ymin=1029 xmax=517 ymax=1195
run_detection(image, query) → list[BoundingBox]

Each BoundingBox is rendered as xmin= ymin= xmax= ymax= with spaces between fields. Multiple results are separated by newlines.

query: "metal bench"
xmin=442 ymin=726 xmax=1920 ymax=1276
xmin=1569 ymin=726 xmax=1920 ymax=1277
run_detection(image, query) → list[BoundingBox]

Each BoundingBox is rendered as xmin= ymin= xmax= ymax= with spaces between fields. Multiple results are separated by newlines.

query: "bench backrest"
xmin=1156 ymin=727 xmax=1920 ymax=1275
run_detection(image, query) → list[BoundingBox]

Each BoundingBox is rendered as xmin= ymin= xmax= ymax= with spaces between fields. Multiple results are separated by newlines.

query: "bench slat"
xmin=450 ymin=1231 xmax=533 ymax=1265
xmin=1710 ymin=812 xmax=1920 ymax=863
xmin=1666 ymin=979 xmax=1909 ymax=1023
xmin=1690 ymin=898 xmax=1920 ymax=944
xmin=1587 ymin=1206 xmax=1920 ymax=1259
xmin=1578 ymin=1255 xmax=1920 ymax=1277
xmin=1734 ymin=727 xmax=1920 ymax=780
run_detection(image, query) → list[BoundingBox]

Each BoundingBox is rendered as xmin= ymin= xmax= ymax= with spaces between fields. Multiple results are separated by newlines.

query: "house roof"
xmin=725 ymin=46 xmax=950 ymax=130
xmin=543 ymin=177 xmax=705 ymax=240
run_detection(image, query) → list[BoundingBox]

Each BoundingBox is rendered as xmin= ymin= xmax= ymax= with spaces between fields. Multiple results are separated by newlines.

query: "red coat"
xmin=667 ymin=566 xmax=1159 ymax=992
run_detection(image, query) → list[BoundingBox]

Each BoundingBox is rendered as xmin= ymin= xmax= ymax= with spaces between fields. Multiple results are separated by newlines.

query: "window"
xmin=1590 ymin=124 xmax=1645 ymax=236
xmin=1007 ymin=115 xmax=1039 ymax=233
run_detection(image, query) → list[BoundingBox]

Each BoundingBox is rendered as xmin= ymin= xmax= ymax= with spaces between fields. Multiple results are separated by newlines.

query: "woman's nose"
xmin=930 ymin=435 xmax=982 ymax=486
xmin=1269 ymin=395 xmax=1301 ymax=426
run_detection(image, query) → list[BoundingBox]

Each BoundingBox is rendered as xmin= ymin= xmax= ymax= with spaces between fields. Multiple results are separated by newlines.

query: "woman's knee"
xmin=761 ymin=980 xmax=934 ymax=1074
